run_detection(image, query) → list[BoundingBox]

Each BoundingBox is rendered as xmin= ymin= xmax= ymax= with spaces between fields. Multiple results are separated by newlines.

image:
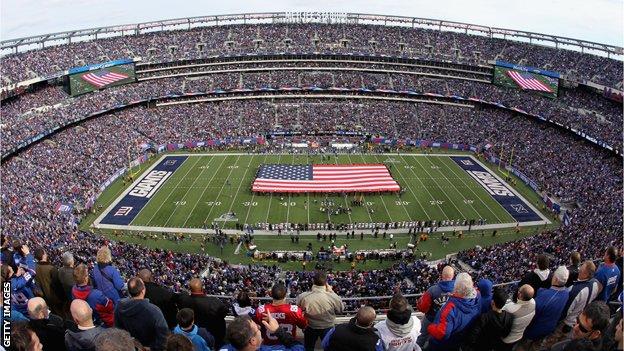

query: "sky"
xmin=1 ymin=0 xmax=623 ymax=47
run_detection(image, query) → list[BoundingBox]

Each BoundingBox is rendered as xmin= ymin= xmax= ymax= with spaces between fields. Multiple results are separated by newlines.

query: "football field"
xmin=94 ymin=153 xmax=549 ymax=232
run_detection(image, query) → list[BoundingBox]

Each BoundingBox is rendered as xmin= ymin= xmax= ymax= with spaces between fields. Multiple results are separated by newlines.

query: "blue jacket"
xmin=477 ymin=279 xmax=493 ymax=314
xmin=523 ymin=287 xmax=570 ymax=340
xmin=174 ymin=324 xmax=214 ymax=351
xmin=427 ymin=291 xmax=482 ymax=350
xmin=10 ymin=261 xmax=36 ymax=315
xmin=92 ymin=263 xmax=125 ymax=304
xmin=417 ymin=279 xmax=455 ymax=321
xmin=594 ymin=262 xmax=620 ymax=301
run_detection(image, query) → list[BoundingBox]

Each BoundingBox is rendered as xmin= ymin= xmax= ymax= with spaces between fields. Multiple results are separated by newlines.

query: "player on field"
xmin=255 ymin=283 xmax=308 ymax=345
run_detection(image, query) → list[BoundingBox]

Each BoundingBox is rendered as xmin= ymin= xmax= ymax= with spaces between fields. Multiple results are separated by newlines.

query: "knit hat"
xmin=387 ymin=307 xmax=412 ymax=325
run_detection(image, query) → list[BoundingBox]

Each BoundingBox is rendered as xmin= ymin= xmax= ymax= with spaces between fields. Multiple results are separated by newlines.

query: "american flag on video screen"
xmin=506 ymin=70 xmax=553 ymax=93
xmin=252 ymin=164 xmax=400 ymax=193
xmin=81 ymin=70 xmax=129 ymax=88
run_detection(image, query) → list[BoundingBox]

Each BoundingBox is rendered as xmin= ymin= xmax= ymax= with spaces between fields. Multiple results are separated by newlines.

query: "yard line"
xmin=227 ymin=155 xmax=255 ymax=214
xmin=398 ymin=154 xmax=450 ymax=219
xmin=355 ymin=154 xmax=392 ymax=220
xmin=163 ymin=156 xmax=220 ymax=227
xmin=411 ymin=155 xmax=469 ymax=220
xmin=346 ymin=153 xmax=373 ymax=223
xmin=244 ymin=154 xmax=269 ymax=226
xmin=388 ymin=154 xmax=433 ymax=218
xmin=334 ymin=154 xmax=353 ymax=224
xmin=438 ymin=157 xmax=505 ymax=222
xmin=181 ymin=155 xmax=226 ymax=227
xmin=265 ymin=154 xmax=282 ymax=223
xmin=142 ymin=156 xmax=202 ymax=226
xmin=201 ymin=155 xmax=242 ymax=225
xmin=373 ymin=154 xmax=413 ymax=221
xmin=286 ymin=153 xmax=295 ymax=225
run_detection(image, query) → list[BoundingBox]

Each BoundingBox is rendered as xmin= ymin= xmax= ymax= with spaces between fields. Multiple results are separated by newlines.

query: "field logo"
xmin=129 ymin=170 xmax=172 ymax=198
xmin=114 ymin=206 xmax=133 ymax=216
xmin=467 ymin=170 xmax=514 ymax=197
xmin=511 ymin=204 xmax=528 ymax=213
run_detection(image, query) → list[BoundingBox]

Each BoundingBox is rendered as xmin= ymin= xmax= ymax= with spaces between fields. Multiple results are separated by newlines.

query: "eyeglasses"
xmin=576 ymin=315 xmax=593 ymax=334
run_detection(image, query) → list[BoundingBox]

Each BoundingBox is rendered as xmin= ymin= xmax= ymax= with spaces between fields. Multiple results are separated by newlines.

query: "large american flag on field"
xmin=252 ymin=164 xmax=400 ymax=193
xmin=506 ymin=70 xmax=553 ymax=93
xmin=81 ymin=70 xmax=129 ymax=88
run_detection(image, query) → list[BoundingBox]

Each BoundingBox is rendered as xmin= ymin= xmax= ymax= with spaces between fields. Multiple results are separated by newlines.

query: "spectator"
xmin=232 ymin=291 xmax=255 ymax=317
xmin=565 ymin=251 xmax=581 ymax=287
xmin=464 ymin=287 xmax=513 ymax=351
xmin=166 ymin=334 xmax=195 ymax=351
xmin=137 ymin=268 xmax=179 ymax=329
xmin=11 ymin=323 xmax=44 ymax=351
xmin=1 ymin=255 xmax=36 ymax=316
xmin=521 ymin=266 xmax=570 ymax=350
xmin=321 ymin=306 xmax=383 ymax=351
xmin=179 ymin=277 xmax=228 ymax=348
xmin=548 ymin=301 xmax=612 ymax=351
xmin=92 ymin=246 xmax=125 ymax=304
xmin=65 ymin=299 xmax=106 ymax=351
xmin=114 ymin=277 xmax=169 ymax=351
xmin=58 ymin=252 xmax=76 ymax=312
xmin=27 ymin=297 xmax=66 ymax=351
xmin=374 ymin=292 xmax=421 ymax=351
xmin=173 ymin=308 xmax=215 ymax=351
xmin=501 ymin=285 xmax=536 ymax=350
xmin=416 ymin=265 xmax=455 ymax=347
xmin=296 ymin=270 xmax=344 ymax=351
xmin=220 ymin=314 xmax=304 ymax=351
xmin=426 ymin=272 xmax=481 ymax=351
xmin=254 ymin=283 xmax=307 ymax=345
xmin=72 ymin=264 xmax=115 ymax=328
xmin=94 ymin=328 xmax=145 ymax=351
xmin=595 ymin=246 xmax=620 ymax=302
xmin=477 ymin=278 xmax=494 ymax=314
xmin=514 ymin=254 xmax=551 ymax=301
xmin=34 ymin=248 xmax=65 ymax=317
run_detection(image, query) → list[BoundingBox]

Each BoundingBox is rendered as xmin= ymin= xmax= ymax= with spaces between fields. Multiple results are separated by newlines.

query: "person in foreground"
xmin=219 ymin=312 xmax=304 ymax=351
xmin=321 ymin=306 xmax=384 ymax=351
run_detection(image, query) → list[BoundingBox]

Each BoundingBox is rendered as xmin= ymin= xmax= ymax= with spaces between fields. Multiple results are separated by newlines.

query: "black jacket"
xmin=64 ymin=325 xmax=105 ymax=351
xmin=323 ymin=317 xmax=382 ymax=351
xmin=29 ymin=314 xmax=67 ymax=351
xmin=178 ymin=292 xmax=228 ymax=348
xmin=464 ymin=309 xmax=514 ymax=351
xmin=514 ymin=270 xmax=552 ymax=301
xmin=114 ymin=298 xmax=169 ymax=351
xmin=144 ymin=281 xmax=179 ymax=329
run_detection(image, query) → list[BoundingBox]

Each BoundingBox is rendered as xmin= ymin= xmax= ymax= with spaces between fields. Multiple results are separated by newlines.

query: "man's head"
xmin=96 ymin=246 xmax=112 ymax=264
xmin=33 ymin=248 xmax=46 ymax=262
xmin=73 ymin=264 xmax=89 ymax=285
xmin=271 ymin=283 xmax=287 ymax=301
xmin=604 ymin=246 xmax=617 ymax=264
xmin=572 ymin=301 xmax=611 ymax=340
xmin=536 ymin=254 xmax=549 ymax=270
xmin=355 ymin=306 xmax=376 ymax=328
xmin=71 ymin=299 xmax=94 ymax=327
xmin=11 ymin=323 xmax=42 ymax=351
xmin=137 ymin=269 xmax=153 ymax=283
xmin=166 ymin=334 xmax=194 ymax=351
xmin=95 ymin=328 xmax=139 ymax=351
xmin=226 ymin=316 xmax=263 ymax=350
xmin=313 ymin=270 xmax=327 ymax=287
xmin=188 ymin=278 xmax=203 ymax=294
xmin=440 ymin=265 xmax=455 ymax=281
xmin=491 ymin=287 xmax=508 ymax=311
xmin=127 ymin=277 xmax=145 ymax=299
xmin=389 ymin=293 xmax=408 ymax=312
xmin=569 ymin=251 xmax=581 ymax=266
xmin=176 ymin=308 xmax=195 ymax=330
xmin=27 ymin=297 xmax=48 ymax=320
xmin=453 ymin=272 xmax=475 ymax=298
xmin=551 ymin=266 xmax=570 ymax=287
xmin=518 ymin=284 xmax=535 ymax=301
xmin=578 ymin=260 xmax=596 ymax=281
xmin=62 ymin=251 xmax=75 ymax=268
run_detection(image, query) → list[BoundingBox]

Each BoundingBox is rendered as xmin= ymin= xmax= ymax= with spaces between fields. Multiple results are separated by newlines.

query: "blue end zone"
xmin=100 ymin=156 xmax=188 ymax=225
xmin=450 ymin=156 xmax=542 ymax=222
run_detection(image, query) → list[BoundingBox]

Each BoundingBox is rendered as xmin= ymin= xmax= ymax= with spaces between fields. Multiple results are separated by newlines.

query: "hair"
xmin=96 ymin=246 xmax=113 ymax=264
xmin=583 ymin=301 xmax=611 ymax=332
xmin=389 ymin=292 xmax=408 ymax=312
xmin=95 ymin=328 xmax=139 ymax=351
xmin=1 ymin=264 xmax=12 ymax=280
xmin=33 ymin=248 xmax=45 ymax=261
xmin=62 ymin=251 xmax=75 ymax=267
xmin=552 ymin=266 xmax=570 ymax=286
xmin=355 ymin=306 xmax=376 ymax=327
xmin=536 ymin=254 xmax=550 ymax=270
xmin=128 ymin=277 xmax=145 ymax=297
xmin=313 ymin=270 xmax=327 ymax=286
xmin=10 ymin=323 xmax=37 ymax=351
xmin=581 ymin=260 xmax=597 ymax=278
xmin=236 ymin=291 xmax=252 ymax=307
xmin=569 ymin=251 xmax=581 ymax=265
xmin=271 ymin=283 xmax=287 ymax=300
xmin=606 ymin=246 xmax=617 ymax=262
xmin=226 ymin=316 xmax=256 ymax=349
xmin=518 ymin=284 xmax=535 ymax=301
xmin=454 ymin=272 xmax=475 ymax=298
xmin=166 ymin=334 xmax=194 ymax=351
xmin=176 ymin=308 xmax=195 ymax=329
xmin=28 ymin=297 xmax=47 ymax=319
xmin=73 ymin=264 xmax=89 ymax=284
xmin=492 ymin=287 xmax=508 ymax=309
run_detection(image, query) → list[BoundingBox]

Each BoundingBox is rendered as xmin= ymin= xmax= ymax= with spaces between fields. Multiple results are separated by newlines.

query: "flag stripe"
xmin=506 ymin=70 xmax=553 ymax=93
xmin=82 ymin=71 xmax=129 ymax=88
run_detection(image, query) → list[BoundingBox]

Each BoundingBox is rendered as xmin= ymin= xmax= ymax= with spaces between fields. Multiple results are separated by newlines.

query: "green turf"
xmin=121 ymin=153 xmax=519 ymax=229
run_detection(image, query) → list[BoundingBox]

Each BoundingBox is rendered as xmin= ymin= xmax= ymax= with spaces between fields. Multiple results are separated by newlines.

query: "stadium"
xmin=1 ymin=8 xmax=622 ymax=351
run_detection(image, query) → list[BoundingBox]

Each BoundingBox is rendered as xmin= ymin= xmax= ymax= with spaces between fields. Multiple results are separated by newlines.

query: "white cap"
xmin=553 ymin=266 xmax=569 ymax=286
